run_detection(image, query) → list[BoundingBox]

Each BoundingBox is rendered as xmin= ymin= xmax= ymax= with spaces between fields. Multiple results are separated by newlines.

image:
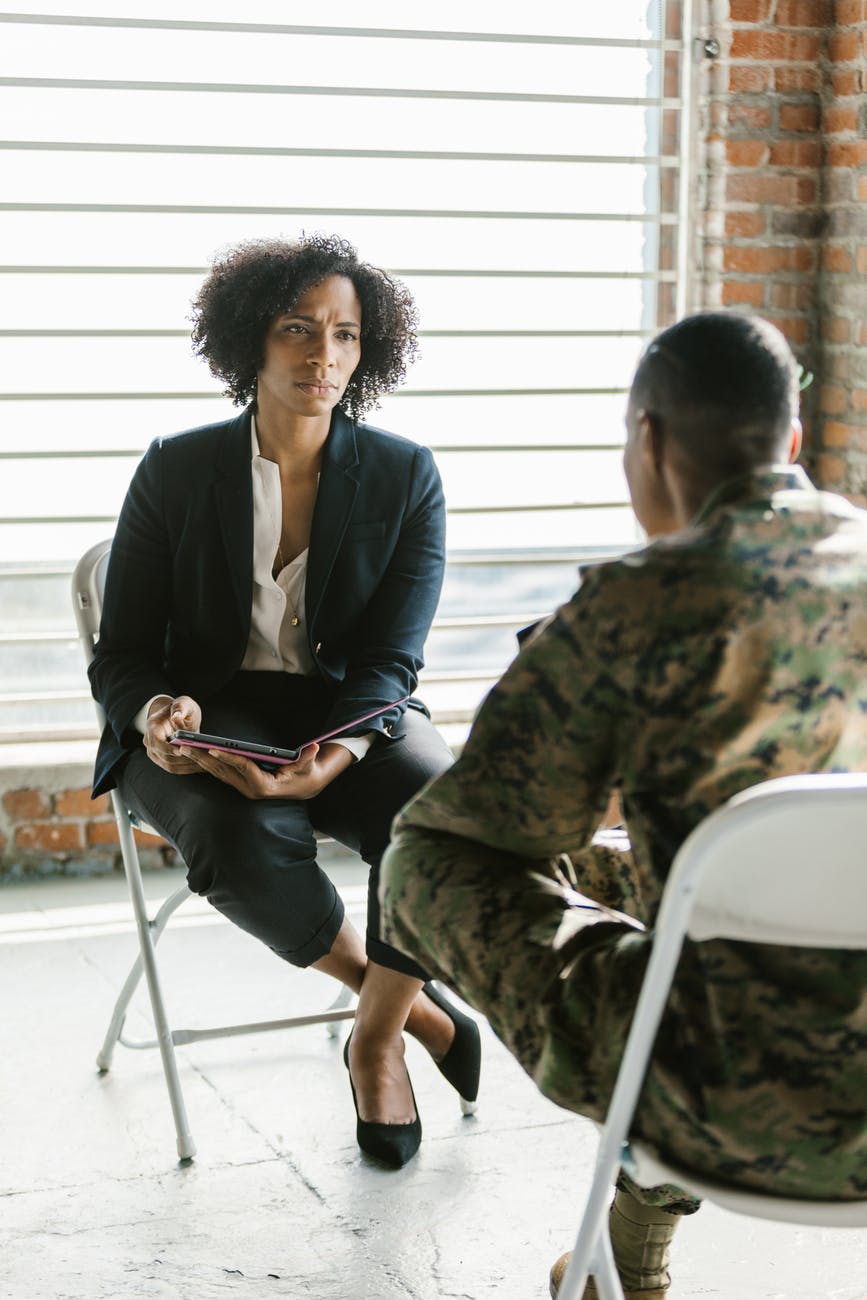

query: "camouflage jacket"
xmin=393 ymin=466 xmax=867 ymax=1197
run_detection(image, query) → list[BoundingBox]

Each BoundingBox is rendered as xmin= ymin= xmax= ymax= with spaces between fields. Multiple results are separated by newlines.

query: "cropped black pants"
xmin=117 ymin=672 xmax=453 ymax=979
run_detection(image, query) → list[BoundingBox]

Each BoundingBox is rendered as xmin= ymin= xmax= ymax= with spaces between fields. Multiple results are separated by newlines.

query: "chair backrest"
xmin=71 ymin=537 xmax=113 ymax=728
xmin=71 ymin=538 xmax=112 ymax=655
xmin=588 ymin=773 xmax=867 ymax=1223
xmin=559 ymin=776 xmax=867 ymax=1299
xmin=663 ymin=772 xmax=867 ymax=950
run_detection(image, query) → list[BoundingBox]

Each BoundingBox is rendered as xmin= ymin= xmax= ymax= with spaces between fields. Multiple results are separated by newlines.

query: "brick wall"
xmin=0 ymin=755 xmax=174 ymax=880
xmin=699 ymin=0 xmax=867 ymax=501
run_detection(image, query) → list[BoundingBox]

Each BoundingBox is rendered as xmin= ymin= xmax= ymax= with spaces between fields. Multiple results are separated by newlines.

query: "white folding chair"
xmin=559 ymin=772 xmax=867 ymax=1300
xmin=72 ymin=538 xmax=355 ymax=1163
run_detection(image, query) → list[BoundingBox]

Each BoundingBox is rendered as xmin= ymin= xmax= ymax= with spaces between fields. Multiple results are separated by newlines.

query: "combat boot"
xmin=549 ymin=1251 xmax=668 ymax=1298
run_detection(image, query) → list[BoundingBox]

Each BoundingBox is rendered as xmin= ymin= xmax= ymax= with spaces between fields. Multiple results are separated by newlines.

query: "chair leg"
xmin=325 ymin=982 xmax=355 ymax=1038
xmin=558 ymin=1164 xmax=623 ymax=1300
xmin=111 ymin=793 xmax=196 ymax=1162
xmin=96 ymin=883 xmax=192 ymax=1071
xmin=591 ymin=1229 xmax=626 ymax=1300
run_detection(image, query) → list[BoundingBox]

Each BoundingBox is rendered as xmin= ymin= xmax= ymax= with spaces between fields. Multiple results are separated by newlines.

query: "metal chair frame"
xmin=558 ymin=773 xmax=867 ymax=1300
xmin=72 ymin=537 xmax=355 ymax=1163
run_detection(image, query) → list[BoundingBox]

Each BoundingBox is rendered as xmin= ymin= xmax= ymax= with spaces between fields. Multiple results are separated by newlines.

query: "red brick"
xmin=821 ymin=318 xmax=851 ymax=344
xmin=724 ymin=245 xmax=816 ymax=274
xmin=54 ymin=787 xmax=108 ymax=818
xmin=773 ymin=66 xmax=822 ymax=93
xmin=86 ymin=820 xmax=119 ymax=846
xmin=828 ymin=139 xmax=867 ymax=168
xmin=772 ymin=209 xmax=824 ymax=238
xmin=726 ymin=173 xmax=818 ymax=204
xmin=730 ymin=30 xmax=822 ymax=60
xmin=85 ymin=820 xmax=167 ymax=847
xmin=0 ymin=831 xmax=6 ymax=854
xmin=730 ymin=0 xmax=774 ymax=17
xmin=725 ymin=211 xmax=766 ymax=238
xmin=858 ymin=175 xmax=867 ymax=201
xmin=828 ymin=29 xmax=862 ymax=61
xmin=722 ymin=280 xmax=766 ymax=307
xmin=766 ymin=316 xmax=809 ymax=345
xmin=2 ymin=788 xmax=51 ymax=820
xmin=824 ymin=105 xmax=860 ymax=134
xmin=134 ymin=826 xmax=168 ymax=845
xmin=729 ymin=65 xmax=772 ymax=93
xmin=15 ymin=822 xmax=84 ymax=852
xmin=728 ymin=104 xmax=773 ymax=131
xmin=816 ymin=452 xmax=846 ymax=485
xmin=825 ymin=422 xmax=867 ymax=452
xmin=823 ymin=422 xmax=854 ymax=449
xmin=832 ymin=68 xmax=865 ymax=96
xmin=726 ymin=139 xmax=770 ymax=167
xmin=820 ymin=385 xmax=848 ymax=415
xmin=852 ymin=389 xmax=867 ymax=412
xmin=835 ymin=0 xmax=867 ymax=20
xmin=659 ymin=169 xmax=677 ymax=213
xmin=661 ymin=109 xmax=680 ymax=155
xmin=859 ymin=323 xmax=867 ymax=347
xmin=768 ymin=139 xmax=822 ymax=167
xmin=779 ymin=103 xmax=821 ymax=133
xmin=775 ymin=0 xmax=831 ymax=20
xmin=857 ymin=246 xmax=867 ymax=274
xmin=772 ymin=282 xmax=815 ymax=309
xmin=822 ymin=245 xmax=853 ymax=272
xmin=827 ymin=352 xmax=850 ymax=380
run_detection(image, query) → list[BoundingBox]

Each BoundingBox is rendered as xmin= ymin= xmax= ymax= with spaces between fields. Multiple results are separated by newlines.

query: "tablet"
xmin=170 ymin=730 xmax=306 ymax=766
xmin=169 ymin=694 xmax=410 ymax=768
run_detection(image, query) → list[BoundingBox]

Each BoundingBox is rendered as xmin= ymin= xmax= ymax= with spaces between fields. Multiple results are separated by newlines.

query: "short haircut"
xmin=630 ymin=312 xmax=800 ymax=477
xmin=190 ymin=233 xmax=419 ymax=419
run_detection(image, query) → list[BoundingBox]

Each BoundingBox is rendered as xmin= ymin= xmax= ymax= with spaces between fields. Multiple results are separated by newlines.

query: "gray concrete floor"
xmin=2 ymin=856 xmax=865 ymax=1300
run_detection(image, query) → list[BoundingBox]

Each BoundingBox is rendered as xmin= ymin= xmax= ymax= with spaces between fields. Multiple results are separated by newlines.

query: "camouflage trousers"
xmin=381 ymin=830 xmax=701 ymax=1214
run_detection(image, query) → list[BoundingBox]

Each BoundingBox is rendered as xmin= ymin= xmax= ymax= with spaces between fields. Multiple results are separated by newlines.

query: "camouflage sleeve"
xmin=395 ymin=570 xmax=630 ymax=863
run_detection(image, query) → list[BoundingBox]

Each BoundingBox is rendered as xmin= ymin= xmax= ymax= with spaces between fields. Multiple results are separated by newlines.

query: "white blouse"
xmin=242 ymin=418 xmax=314 ymax=676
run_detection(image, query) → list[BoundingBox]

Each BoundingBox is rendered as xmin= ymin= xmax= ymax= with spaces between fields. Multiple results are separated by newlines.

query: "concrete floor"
xmin=2 ymin=857 xmax=865 ymax=1300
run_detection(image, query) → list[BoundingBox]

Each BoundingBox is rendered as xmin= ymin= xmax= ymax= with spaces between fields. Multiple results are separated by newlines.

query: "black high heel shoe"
xmin=423 ymin=982 xmax=482 ymax=1114
xmin=343 ymin=1033 xmax=421 ymax=1168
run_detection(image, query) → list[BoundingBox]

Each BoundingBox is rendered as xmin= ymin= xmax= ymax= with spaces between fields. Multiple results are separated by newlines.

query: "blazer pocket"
xmin=345 ymin=520 xmax=386 ymax=541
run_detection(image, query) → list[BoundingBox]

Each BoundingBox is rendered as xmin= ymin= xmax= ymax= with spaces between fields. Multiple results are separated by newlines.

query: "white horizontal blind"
xmin=0 ymin=1 xmax=691 ymax=741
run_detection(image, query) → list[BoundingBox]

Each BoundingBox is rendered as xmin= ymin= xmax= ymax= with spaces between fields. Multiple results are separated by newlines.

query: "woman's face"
xmin=256 ymin=274 xmax=362 ymax=420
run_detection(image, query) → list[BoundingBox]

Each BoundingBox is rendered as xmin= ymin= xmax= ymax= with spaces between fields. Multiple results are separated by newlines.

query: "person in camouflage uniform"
xmin=380 ymin=312 xmax=867 ymax=1298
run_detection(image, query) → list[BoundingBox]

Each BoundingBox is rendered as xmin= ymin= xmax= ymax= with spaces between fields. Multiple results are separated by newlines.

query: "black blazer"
xmin=89 ymin=406 xmax=446 ymax=796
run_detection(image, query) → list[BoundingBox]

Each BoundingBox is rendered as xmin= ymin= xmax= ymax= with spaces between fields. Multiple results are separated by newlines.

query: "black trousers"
xmin=117 ymin=672 xmax=453 ymax=979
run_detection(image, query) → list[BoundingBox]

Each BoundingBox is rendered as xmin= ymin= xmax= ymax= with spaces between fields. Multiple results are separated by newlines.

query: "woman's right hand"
xmin=144 ymin=694 xmax=203 ymax=774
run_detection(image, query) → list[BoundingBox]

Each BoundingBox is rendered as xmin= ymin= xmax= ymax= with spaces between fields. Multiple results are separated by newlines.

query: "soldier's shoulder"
xmin=570 ymin=536 xmax=703 ymax=604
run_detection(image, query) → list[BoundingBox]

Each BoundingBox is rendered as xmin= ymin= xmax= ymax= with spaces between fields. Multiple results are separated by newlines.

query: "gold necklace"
xmin=273 ymin=541 xmax=301 ymax=626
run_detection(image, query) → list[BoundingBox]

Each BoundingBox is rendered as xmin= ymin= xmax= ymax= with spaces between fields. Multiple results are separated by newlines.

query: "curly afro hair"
xmin=190 ymin=233 xmax=419 ymax=420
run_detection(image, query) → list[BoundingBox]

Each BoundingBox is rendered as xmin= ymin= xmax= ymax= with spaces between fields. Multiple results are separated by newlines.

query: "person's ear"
xmin=636 ymin=408 xmax=666 ymax=476
xmin=787 ymin=418 xmax=803 ymax=464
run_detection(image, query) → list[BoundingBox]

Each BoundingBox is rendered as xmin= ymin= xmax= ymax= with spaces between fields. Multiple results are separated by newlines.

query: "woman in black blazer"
xmin=89 ymin=234 xmax=480 ymax=1166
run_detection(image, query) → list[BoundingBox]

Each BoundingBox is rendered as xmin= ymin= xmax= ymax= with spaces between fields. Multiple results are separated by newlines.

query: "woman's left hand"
xmin=175 ymin=741 xmax=355 ymax=800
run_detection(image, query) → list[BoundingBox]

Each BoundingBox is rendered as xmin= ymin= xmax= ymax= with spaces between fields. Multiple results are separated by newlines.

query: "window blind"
xmin=0 ymin=1 xmax=695 ymax=742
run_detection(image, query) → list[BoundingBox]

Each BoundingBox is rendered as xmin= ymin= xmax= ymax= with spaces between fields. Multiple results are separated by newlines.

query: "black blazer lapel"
xmin=307 ymin=410 xmax=360 ymax=628
xmin=214 ymin=407 xmax=255 ymax=630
